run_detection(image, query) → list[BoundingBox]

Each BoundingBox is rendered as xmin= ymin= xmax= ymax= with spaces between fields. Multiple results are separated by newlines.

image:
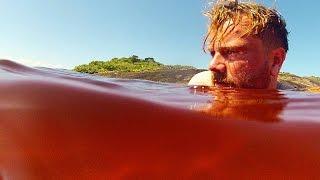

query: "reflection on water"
xmin=189 ymin=86 xmax=289 ymax=122
xmin=1 ymin=60 xmax=320 ymax=179
xmin=189 ymin=86 xmax=320 ymax=123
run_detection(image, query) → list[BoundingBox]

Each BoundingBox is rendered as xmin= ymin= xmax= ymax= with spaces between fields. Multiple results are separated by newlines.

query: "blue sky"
xmin=0 ymin=0 xmax=319 ymax=76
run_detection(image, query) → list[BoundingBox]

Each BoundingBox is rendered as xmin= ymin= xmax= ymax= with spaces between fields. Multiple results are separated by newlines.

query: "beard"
xmin=213 ymin=63 xmax=271 ymax=89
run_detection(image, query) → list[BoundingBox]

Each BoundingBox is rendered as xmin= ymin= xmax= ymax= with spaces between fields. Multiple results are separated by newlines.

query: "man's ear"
xmin=270 ymin=47 xmax=286 ymax=76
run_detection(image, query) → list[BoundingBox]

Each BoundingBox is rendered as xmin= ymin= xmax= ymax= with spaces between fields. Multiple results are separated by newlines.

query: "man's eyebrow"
xmin=216 ymin=45 xmax=248 ymax=52
xmin=207 ymin=45 xmax=248 ymax=55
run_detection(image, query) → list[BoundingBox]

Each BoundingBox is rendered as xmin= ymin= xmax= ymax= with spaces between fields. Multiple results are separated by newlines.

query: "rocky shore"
xmin=97 ymin=69 xmax=320 ymax=91
xmin=74 ymin=56 xmax=320 ymax=92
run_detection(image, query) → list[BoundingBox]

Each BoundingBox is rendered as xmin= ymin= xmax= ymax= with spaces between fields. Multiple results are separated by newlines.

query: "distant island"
xmin=74 ymin=55 xmax=320 ymax=92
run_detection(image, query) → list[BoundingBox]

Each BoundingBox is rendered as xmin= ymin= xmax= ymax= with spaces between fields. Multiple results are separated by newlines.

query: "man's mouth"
xmin=212 ymin=71 xmax=236 ymax=88
xmin=214 ymin=81 xmax=232 ymax=88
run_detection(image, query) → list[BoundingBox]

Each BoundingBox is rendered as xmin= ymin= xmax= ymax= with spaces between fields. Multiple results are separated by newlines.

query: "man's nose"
xmin=209 ymin=53 xmax=226 ymax=73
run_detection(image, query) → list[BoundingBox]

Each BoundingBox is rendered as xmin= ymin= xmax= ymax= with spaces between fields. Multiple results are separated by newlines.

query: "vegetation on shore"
xmin=74 ymin=56 xmax=320 ymax=91
xmin=74 ymin=55 xmax=195 ymax=74
xmin=278 ymin=72 xmax=320 ymax=91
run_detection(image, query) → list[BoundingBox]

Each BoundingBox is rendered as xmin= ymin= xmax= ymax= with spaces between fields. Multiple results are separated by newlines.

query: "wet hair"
xmin=204 ymin=0 xmax=289 ymax=52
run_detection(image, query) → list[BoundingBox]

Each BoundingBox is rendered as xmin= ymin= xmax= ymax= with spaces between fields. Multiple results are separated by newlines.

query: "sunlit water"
xmin=19 ymin=61 xmax=320 ymax=123
xmin=24 ymin=61 xmax=320 ymax=123
xmin=1 ymin=60 xmax=320 ymax=179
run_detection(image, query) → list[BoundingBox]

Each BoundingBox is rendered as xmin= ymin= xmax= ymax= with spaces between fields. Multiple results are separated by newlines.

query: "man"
xmin=189 ymin=0 xmax=288 ymax=89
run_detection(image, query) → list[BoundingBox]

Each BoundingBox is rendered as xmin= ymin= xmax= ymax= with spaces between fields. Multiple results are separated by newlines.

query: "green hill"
xmin=74 ymin=56 xmax=320 ymax=91
xmin=74 ymin=55 xmax=195 ymax=74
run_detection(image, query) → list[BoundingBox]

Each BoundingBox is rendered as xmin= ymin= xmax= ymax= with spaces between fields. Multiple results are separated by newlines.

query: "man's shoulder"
xmin=188 ymin=71 xmax=214 ymax=86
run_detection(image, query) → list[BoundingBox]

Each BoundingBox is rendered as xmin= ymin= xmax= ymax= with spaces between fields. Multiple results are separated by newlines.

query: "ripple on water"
xmin=1 ymin=60 xmax=320 ymax=178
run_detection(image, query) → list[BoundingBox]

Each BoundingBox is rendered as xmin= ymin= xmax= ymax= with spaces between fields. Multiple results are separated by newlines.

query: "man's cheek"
xmin=228 ymin=62 xmax=250 ymax=78
xmin=247 ymin=53 xmax=264 ymax=67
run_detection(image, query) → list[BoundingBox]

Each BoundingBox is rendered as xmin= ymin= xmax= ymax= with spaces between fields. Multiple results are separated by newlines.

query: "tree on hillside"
xmin=144 ymin=57 xmax=155 ymax=62
xmin=74 ymin=56 xmax=165 ymax=74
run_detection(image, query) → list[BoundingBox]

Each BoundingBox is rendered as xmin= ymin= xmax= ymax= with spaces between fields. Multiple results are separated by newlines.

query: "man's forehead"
xmin=208 ymin=16 xmax=258 ymax=50
xmin=208 ymin=35 xmax=262 ymax=52
xmin=211 ymin=16 xmax=252 ymax=37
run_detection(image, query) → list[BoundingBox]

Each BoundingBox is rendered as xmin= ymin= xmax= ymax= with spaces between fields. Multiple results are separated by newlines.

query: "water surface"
xmin=1 ymin=60 xmax=320 ymax=179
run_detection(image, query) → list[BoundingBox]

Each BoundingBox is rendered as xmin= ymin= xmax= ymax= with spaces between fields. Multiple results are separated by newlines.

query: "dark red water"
xmin=1 ymin=60 xmax=320 ymax=179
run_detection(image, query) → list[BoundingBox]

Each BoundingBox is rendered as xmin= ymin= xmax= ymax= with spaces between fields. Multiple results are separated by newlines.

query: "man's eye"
xmin=226 ymin=50 xmax=246 ymax=57
xmin=227 ymin=50 xmax=235 ymax=55
xmin=227 ymin=50 xmax=238 ymax=55
xmin=236 ymin=50 xmax=246 ymax=55
xmin=221 ymin=50 xmax=234 ymax=56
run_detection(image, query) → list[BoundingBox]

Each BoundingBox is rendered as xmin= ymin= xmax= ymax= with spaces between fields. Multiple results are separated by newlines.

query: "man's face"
xmin=208 ymin=19 xmax=273 ymax=89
